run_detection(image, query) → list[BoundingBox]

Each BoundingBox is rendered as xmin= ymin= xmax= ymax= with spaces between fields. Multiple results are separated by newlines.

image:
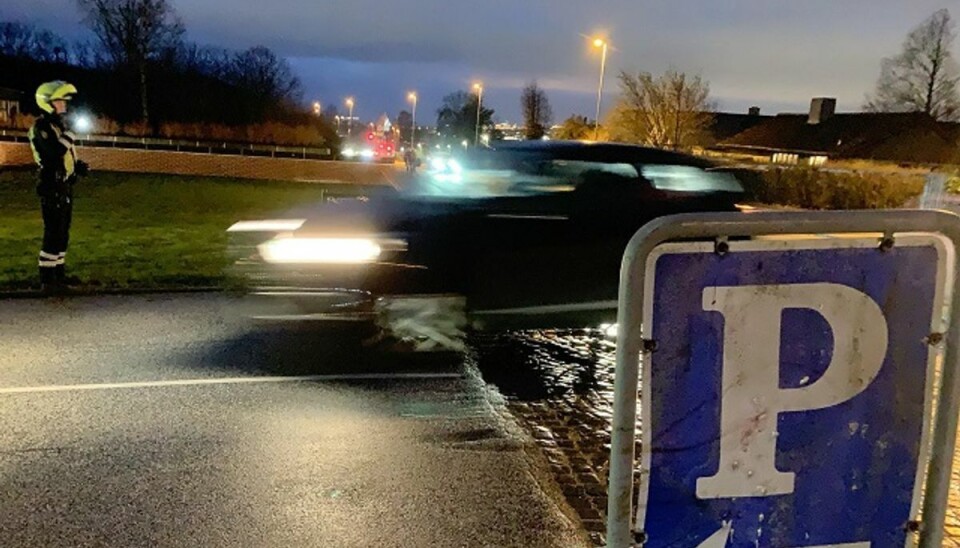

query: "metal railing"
xmin=0 ymin=129 xmax=333 ymax=160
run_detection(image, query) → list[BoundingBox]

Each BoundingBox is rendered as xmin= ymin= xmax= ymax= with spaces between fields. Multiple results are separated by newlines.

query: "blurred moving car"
xmin=228 ymin=141 xmax=746 ymax=349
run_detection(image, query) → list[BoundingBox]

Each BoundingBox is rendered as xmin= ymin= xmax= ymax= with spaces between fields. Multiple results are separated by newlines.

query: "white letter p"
xmin=696 ymin=283 xmax=888 ymax=499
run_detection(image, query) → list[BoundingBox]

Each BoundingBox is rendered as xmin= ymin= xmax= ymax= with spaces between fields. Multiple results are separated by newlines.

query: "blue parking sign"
xmin=636 ymin=235 xmax=951 ymax=547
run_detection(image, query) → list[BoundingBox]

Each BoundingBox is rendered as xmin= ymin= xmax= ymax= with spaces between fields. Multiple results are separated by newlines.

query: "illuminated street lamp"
xmin=592 ymin=37 xmax=608 ymax=140
xmin=312 ymin=101 xmax=322 ymax=116
xmin=407 ymin=92 xmax=418 ymax=146
xmin=345 ymin=97 xmax=355 ymax=136
xmin=473 ymin=82 xmax=484 ymax=146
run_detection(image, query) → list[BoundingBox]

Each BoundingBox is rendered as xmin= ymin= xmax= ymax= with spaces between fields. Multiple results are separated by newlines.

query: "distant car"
xmin=228 ymin=141 xmax=746 ymax=349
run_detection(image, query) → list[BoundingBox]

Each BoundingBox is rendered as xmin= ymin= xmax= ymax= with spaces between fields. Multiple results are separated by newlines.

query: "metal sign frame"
xmin=638 ymin=235 xmax=950 ymax=546
xmin=606 ymin=210 xmax=960 ymax=548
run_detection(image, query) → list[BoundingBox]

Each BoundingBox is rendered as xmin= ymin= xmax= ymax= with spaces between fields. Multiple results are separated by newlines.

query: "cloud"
xmin=3 ymin=0 xmax=955 ymax=119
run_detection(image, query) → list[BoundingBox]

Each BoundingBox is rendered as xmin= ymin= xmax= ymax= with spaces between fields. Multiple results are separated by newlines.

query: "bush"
xmin=734 ymin=167 xmax=925 ymax=209
xmin=943 ymin=170 xmax=960 ymax=194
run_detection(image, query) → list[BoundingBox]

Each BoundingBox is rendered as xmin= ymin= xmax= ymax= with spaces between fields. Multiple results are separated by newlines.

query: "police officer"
xmin=29 ymin=81 xmax=89 ymax=292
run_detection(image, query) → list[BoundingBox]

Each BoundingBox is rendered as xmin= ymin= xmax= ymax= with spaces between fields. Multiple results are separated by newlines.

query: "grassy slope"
xmin=0 ymin=169 xmax=348 ymax=290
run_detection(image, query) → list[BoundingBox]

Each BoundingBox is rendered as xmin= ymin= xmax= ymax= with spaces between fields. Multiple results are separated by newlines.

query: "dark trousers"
xmin=39 ymin=196 xmax=72 ymax=272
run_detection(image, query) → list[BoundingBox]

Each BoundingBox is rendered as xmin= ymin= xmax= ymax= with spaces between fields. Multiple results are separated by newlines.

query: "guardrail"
xmin=0 ymin=129 xmax=334 ymax=160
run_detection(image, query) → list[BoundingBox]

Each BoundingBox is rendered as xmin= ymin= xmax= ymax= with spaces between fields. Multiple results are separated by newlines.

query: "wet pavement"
xmin=0 ymin=294 xmax=590 ymax=548
xmin=471 ymin=330 xmax=960 ymax=547
xmin=4 ymin=292 xmax=960 ymax=546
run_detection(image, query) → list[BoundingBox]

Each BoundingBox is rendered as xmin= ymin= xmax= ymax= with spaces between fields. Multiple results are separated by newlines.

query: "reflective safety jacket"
xmin=29 ymin=112 xmax=77 ymax=198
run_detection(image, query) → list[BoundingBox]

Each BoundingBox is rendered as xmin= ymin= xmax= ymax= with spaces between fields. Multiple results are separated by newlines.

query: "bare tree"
xmin=608 ymin=70 xmax=714 ymax=149
xmin=70 ymin=39 xmax=107 ymax=68
xmin=865 ymin=9 xmax=960 ymax=121
xmin=0 ymin=22 xmax=69 ymax=62
xmin=77 ymin=0 xmax=185 ymax=122
xmin=521 ymin=81 xmax=553 ymax=140
xmin=230 ymin=46 xmax=302 ymax=105
xmin=0 ymin=22 xmax=35 ymax=58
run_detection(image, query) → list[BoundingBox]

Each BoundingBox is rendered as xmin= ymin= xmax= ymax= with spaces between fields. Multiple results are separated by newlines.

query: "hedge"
xmin=730 ymin=167 xmax=926 ymax=210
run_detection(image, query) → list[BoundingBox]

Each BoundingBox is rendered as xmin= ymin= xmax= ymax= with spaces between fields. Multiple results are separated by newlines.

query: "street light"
xmin=407 ymin=92 xmax=418 ymax=147
xmin=592 ymin=37 xmax=609 ymax=141
xmin=312 ymin=101 xmax=322 ymax=116
xmin=345 ymin=97 xmax=355 ymax=136
xmin=473 ymin=82 xmax=484 ymax=146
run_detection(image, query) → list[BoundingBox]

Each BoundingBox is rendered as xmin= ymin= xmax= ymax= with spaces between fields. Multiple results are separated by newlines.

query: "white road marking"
xmin=0 ymin=373 xmax=464 ymax=395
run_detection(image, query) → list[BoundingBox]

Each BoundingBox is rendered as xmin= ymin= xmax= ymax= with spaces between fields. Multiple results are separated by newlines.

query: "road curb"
xmin=0 ymin=286 xmax=225 ymax=300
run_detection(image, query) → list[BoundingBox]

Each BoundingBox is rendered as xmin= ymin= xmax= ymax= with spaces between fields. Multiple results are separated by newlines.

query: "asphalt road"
xmin=0 ymin=294 xmax=589 ymax=547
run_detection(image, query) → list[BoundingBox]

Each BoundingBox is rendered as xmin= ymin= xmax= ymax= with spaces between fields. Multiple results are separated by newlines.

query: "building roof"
xmin=718 ymin=112 xmax=959 ymax=164
xmin=707 ymin=113 xmax=771 ymax=143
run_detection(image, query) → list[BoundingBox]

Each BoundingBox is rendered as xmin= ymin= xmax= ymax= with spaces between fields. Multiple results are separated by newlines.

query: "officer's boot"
xmin=40 ymin=266 xmax=63 ymax=295
xmin=54 ymin=264 xmax=81 ymax=286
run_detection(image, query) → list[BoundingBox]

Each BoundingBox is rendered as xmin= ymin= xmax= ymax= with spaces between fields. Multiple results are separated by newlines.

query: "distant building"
xmin=713 ymin=98 xmax=960 ymax=165
xmin=0 ymin=88 xmax=23 ymax=127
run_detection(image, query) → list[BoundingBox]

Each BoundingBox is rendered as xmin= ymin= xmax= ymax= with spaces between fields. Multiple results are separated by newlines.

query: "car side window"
xmin=640 ymin=164 xmax=744 ymax=193
xmin=545 ymin=160 xmax=639 ymax=183
xmin=499 ymin=159 xmax=641 ymax=194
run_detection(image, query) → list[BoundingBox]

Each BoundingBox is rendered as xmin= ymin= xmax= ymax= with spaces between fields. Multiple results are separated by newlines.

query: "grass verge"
xmin=0 ymin=168 xmax=366 ymax=291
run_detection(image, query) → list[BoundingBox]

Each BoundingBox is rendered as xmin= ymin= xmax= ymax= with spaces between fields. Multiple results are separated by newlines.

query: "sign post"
xmin=607 ymin=210 xmax=960 ymax=547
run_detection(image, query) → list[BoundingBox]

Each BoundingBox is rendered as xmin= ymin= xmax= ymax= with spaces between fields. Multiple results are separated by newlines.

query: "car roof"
xmin=488 ymin=140 xmax=714 ymax=167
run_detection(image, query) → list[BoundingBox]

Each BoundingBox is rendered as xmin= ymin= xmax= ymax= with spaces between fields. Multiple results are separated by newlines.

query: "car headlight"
xmin=259 ymin=237 xmax=384 ymax=264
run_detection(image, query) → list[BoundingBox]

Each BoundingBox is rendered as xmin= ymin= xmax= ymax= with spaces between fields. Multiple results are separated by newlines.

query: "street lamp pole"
xmin=474 ymin=83 xmax=484 ymax=147
xmin=593 ymin=38 xmax=608 ymax=141
xmin=408 ymin=92 xmax=418 ymax=147
xmin=345 ymin=97 xmax=355 ymax=137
